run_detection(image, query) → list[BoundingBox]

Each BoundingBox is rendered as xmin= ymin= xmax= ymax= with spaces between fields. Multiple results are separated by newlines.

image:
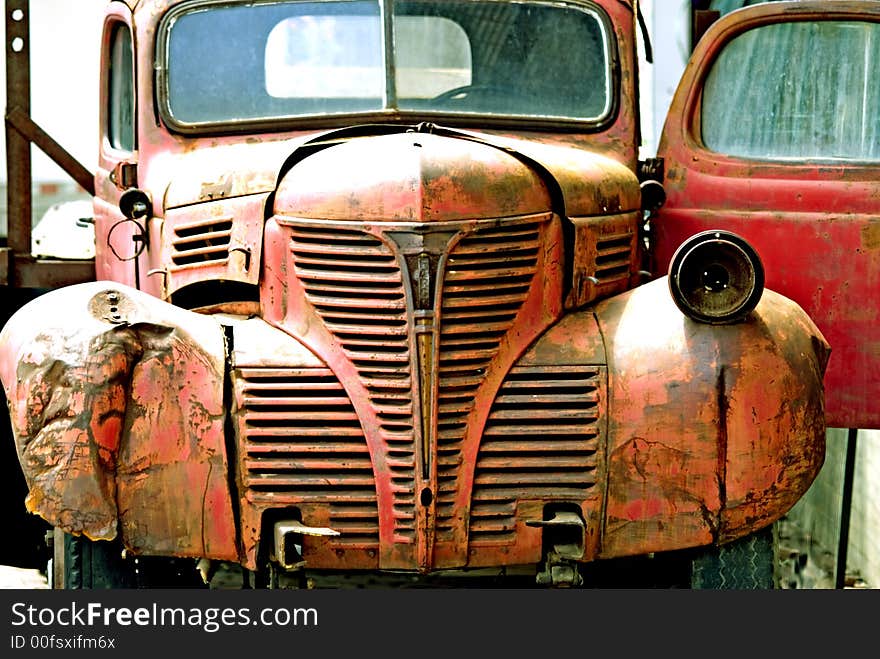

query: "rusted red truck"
xmin=7 ymin=0 xmax=872 ymax=589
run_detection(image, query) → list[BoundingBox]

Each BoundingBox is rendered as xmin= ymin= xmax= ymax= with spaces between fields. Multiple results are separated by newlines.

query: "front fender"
xmin=594 ymin=278 xmax=829 ymax=557
xmin=0 ymin=282 xmax=236 ymax=560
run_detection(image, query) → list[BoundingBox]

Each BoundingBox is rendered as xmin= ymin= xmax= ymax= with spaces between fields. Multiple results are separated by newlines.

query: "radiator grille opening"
xmin=236 ymin=367 xmax=379 ymax=545
xmin=469 ymin=365 xmax=603 ymax=544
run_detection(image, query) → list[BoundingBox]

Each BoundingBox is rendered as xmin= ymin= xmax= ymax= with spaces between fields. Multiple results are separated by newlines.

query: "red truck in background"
xmin=4 ymin=0 xmax=872 ymax=589
xmin=653 ymin=1 xmax=880 ymax=432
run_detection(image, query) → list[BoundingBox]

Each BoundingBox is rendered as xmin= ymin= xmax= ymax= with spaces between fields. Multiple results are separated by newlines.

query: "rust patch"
xmin=861 ymin=222 xmax=880 ymax=250
xmin=609 ymin=437 xmax=707 ymax=512
xmin=199 ymin=175 xmax=234 ymax=201
xmin=13 ymin=327 xmax=145 ymax=540
xmin=1 ymin=283 xmax=234 ymax=556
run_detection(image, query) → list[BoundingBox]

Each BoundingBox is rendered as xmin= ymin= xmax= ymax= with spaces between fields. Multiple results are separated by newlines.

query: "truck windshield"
xmin=160 ymin=0 xmax=612 ymax=129
xmin=701 ymin=19 xmax=880 ymax=162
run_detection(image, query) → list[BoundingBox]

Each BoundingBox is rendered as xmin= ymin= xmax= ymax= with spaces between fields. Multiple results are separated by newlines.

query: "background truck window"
xmin=701 ymin=20 xmax=880 ymax=161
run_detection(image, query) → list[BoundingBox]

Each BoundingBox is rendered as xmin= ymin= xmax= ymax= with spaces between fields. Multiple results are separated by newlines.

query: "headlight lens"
xmin=668 ymin=230 xmax=764 ymax=324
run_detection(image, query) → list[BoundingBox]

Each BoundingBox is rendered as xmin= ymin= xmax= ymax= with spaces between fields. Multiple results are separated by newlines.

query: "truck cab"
xmin=0 ymin=0 xmax=835 ymax=588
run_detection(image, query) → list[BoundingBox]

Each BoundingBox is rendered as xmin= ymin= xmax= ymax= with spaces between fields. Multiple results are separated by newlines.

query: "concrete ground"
xmin=0 ymin=565 xmax=49 ymax=589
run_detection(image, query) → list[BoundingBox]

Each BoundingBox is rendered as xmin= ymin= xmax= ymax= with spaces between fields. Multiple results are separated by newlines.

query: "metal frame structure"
xmin=3 ymin=0 xmax=94 ymax=288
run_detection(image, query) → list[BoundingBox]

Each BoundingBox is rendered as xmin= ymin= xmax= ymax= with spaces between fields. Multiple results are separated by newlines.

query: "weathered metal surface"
xmin=653 ymin=1 xmax=880 ymax=429
xmin=275 ymin=133 xmax=552 ymax=222
xmin=0 ymin=0 xmax=833 ymax=583
xmin=161 ymin=136 xmax=307 ymax=210
xmin=594 ymin=278 xmax=828 ymax=556
xmin=0 ymin=282 xmax=236 ymax=560
xmin=161 ymin=194 xmax=267 ymax=297
xmin=0 ymin=272 xmax=828 ymax=571
xmin=465 ymin=132 xmax=643 ymax=217
xmin=6 ymin=0 xmax=32 ymax=258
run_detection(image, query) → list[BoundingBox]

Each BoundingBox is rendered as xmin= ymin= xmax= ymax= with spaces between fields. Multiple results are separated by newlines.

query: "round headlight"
xmin=668 ymin=230 xmax=764 ymax=324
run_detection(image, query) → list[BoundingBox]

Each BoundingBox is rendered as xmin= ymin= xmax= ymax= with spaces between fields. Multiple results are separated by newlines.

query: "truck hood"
xmin=161 ymin=126 xmax=641 ymax=218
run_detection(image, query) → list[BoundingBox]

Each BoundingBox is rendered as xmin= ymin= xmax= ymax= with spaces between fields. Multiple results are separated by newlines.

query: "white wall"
xmin=0 ymin=0 xmax=106 ymax=182
xmin=638 ymin=0 xmax=690 ymax=158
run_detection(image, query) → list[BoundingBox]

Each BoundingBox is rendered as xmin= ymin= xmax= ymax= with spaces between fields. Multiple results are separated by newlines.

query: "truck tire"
xmin=54 ymin=529 xmax=208 ymax=589
xmin=55 ymin=530 xmax=137 ymax=589
xmin=689 ymin=525 xmax=777 ymax=589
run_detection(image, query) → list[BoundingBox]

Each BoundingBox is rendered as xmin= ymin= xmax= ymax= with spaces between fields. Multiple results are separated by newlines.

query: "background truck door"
xmin=652 ymin=1 xmax=880 ymax=429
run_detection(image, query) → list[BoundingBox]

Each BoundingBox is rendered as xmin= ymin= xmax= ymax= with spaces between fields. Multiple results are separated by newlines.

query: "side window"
xmin=701 ymin=20 xmax=880 ymax=161
xmin=107 ymin=23 xmax=135 ymax=152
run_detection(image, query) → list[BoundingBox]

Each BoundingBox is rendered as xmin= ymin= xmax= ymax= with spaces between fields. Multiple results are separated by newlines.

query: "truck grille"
xmin=289 ymin=226 xmax=417 ymax=542
xmin=435 ymin=221 xmax=542 ymax=538
xmin=236 ymin=366 xmax=380 ymax=546
xmin=469 ymin=365 xmax=603 ymax=544
xmin=270 ymin=213 xmax=598 ymax=560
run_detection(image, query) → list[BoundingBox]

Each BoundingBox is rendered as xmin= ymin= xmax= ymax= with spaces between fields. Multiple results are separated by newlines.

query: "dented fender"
xmin=0 ymin=282 xmax=237 ymax=560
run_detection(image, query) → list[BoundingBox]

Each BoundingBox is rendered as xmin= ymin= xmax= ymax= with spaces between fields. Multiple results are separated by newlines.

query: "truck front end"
xmin=0 ymin=0 xmax=828 ymax=588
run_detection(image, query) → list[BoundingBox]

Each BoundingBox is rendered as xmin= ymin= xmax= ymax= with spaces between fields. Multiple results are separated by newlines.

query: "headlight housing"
xmin=668 ymin=230 xmax=764 ymax=324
